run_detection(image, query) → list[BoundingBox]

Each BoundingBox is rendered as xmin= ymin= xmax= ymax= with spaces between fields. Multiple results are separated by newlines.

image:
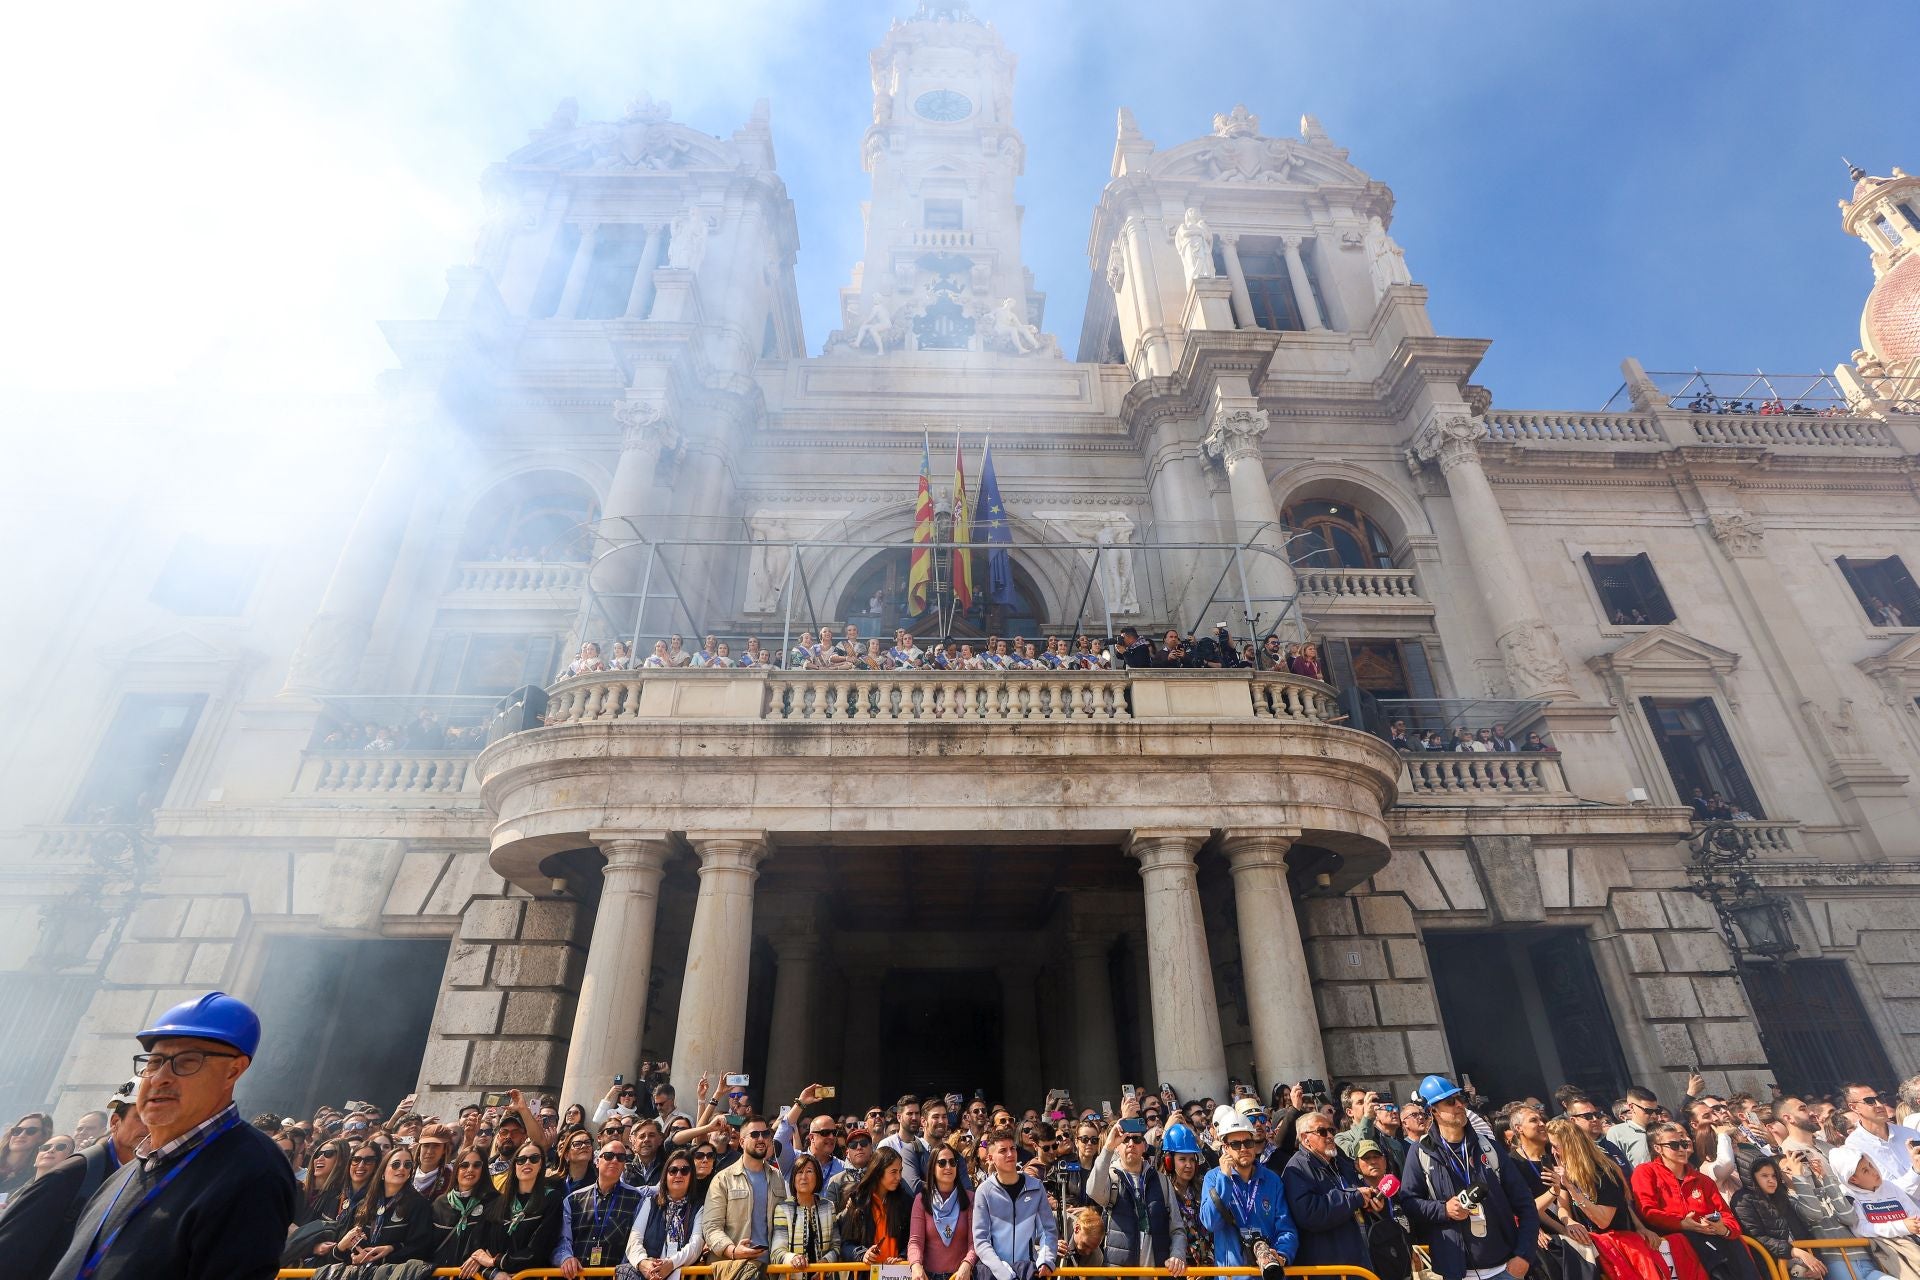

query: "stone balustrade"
xmin=1707 ymin=818 xmax=1802 ymax=853
xmin=446 ymin=561 xmax=586 ymax=594
xmin=296 ymin=751 xmax=474 ymax=796
xmin=1484 ymin=411 xmax=1663 ymax=443
xmin=1398 ymin=750 xmax=1572 ymax=802
xmin=537 ymin=668 xmax=1344 ymax=726
xmin=1295 ymin=567 xmax=1421 ymax=600
xmin=912 ymin=229 xmax=976 ymax=248
xmin=1686 ymin=414 xmax=1897 ymax=448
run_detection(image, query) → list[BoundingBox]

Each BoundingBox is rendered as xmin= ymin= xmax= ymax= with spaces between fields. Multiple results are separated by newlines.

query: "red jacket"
xmin=1631 ymin=1161 xmax=1743 ymax=1237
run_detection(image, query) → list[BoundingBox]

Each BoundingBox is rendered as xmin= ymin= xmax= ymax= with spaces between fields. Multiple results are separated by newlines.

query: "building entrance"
xmin=1428 ymin=929 xmax=1629 ymax=1106
xmin=878 ymin=969 xmax=1003 ymax=1101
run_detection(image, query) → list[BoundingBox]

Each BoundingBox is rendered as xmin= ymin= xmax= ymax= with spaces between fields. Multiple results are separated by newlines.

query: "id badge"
xmin=590 ymin=1245 xmax=603 ymax=1266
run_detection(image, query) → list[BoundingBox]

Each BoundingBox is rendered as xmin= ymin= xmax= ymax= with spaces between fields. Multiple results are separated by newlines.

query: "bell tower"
xmin=1837 ymin=160 xmax=1920 ymax=406
xmin=828 ymin=0 xmax=1054 ymax=356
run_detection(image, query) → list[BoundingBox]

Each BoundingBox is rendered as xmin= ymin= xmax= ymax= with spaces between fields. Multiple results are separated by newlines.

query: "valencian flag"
xmin=950 ymin=435 xmax=974 ymax=610
xmin=976 ymin=436 xmax=1013 ymax=605
xmin=907 ymin=433 xmax=936 ymax=613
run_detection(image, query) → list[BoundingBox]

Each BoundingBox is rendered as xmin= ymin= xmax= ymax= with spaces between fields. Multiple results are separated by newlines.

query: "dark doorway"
xmin=1741 ymin=959 xmax=1894 ymax=1095
xmin=244 ymin=936 xmax=449 ymax=1117
xmin=878 ymin=969 xmax=1001 ymax=1101
xmin=1427 ymin=929 xmax=1630 ymax=1106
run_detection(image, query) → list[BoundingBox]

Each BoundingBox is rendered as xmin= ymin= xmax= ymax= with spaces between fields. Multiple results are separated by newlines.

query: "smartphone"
xmin=818 ymin=1085 xmax=836 ymax=1099
xmin=726 ymin=1073 xmax=751 ymax=1088
xmin=726 ymin=1113 xmax=750 ymax=1128
xmin=480 ymin=1091 xmax=508 ymax=1109
xmin=1120 ymin=1117 xmax=1147 ymax=1135
xmin=1121 ymin=1084 xmax=1136 ymax=1101
xmin=1102 ymin=1100 xmax=1114 ymax=1119
xmin=614 ymin=1074 xmax=624 ymax=1086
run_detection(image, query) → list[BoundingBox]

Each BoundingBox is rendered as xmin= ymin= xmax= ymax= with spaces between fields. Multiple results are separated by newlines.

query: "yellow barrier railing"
xmin=278 ymin=1264 xmax=1381 ymax=1280
xmin=1741 ymin=1234 xmax=1785 ymax=1280
xmin=1792 ymin=1237 xmax=1880 ymax=1280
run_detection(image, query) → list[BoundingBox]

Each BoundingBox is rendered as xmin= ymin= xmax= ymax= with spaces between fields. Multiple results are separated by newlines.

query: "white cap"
xmin=1213 ymin=1103 xmax=1254 ymax=1138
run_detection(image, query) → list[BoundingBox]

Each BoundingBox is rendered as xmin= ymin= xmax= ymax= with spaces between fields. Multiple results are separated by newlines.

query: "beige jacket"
xmin=700 ymin=1158 xmax=790 ymax=1256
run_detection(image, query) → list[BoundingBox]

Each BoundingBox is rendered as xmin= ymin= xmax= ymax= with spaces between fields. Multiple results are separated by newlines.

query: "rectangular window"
xmin=1640 ymin=695 xmax=1763 ymax=818
xmin=1741 ymin=959 xmax=1893 ymax=1097
xmin=576 ymin=226 xmax=650 ymax=320
xmin=526 ymin=223 xmax=582 ymax=319
xmin=1583 ymin=552 xmax=1677 ymax=625
xmin=67 ymin=692 xmax=207 ymax=823
xmin=425 ymin=631 xmax=561 ymax=696
xmin=924 ymin=199 xmax=963 ymax=230
xmin=150 ymin=536 xmax=265 ymax=616
xmin=1237 ymin=244 xmax=1303 ymax=331
xmin=1836 ymin=556 xmax=1920 ymax=627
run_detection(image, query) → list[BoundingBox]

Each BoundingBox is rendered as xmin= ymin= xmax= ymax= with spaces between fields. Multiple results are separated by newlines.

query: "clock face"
xmin=914 ymin=89 xmax=973 ymax=123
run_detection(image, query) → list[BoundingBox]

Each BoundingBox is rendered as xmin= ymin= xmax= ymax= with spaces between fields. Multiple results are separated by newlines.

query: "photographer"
xmin=1113 ymin=626 xmax=1154 ymax=670
xmin=1199 ymin=1105 xmax=1297 ymax=1280
xmin=1399 ymin=1075 xmax=1540 ymax=1280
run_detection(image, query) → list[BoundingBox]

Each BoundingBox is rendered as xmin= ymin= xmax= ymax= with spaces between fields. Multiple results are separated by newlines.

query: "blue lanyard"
xmin=1438 ymin=1136 xmax=1477 ymax=1188
xmin=79 ymin=1112 xmax=240 ymax=1279
xmin=590 ymin=1185 xmax=620 ymax=1244
xmin=1226 ymin=1170 xmax=1261 ymax=1225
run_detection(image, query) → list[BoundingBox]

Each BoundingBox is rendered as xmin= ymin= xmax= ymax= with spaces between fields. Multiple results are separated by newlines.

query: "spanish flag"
xmin=907 ymin=434 xmax=935 ymax=613
xmin=950 ymin=435 xmax=974 ymax=610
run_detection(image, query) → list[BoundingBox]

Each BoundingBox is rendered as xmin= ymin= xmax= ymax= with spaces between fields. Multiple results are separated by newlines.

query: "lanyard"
xmin=79 ymin=1112 xmax=240 ymax=1279
xmin=1123 ymin=1168 xmax=1150 ymax=1232
xmin=1225 ymin=1170 xmax=1261 ymax=1226
xmin=590 ymin=1185 xmax=620 ymax=1245
xmin=1438 ymin=1136 xmax=1477 ymax=1189
xmin=371 ymin=1192 xmax=397 ymax=1239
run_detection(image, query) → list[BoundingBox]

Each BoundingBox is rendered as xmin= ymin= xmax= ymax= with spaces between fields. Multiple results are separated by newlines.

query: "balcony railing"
xmin=446 ymin=560 xmax=587 ymax=594
xmin=1398 ymin=750 xmax=1572 ymax=802
xmin=535 ymin=668 xmax=1344 ymax=727
xmin=1686 ymin=414 xmax=1896 ymax=449
xmin=1295 ymin=568 xmax=1421 ymax=601
xmin=294 ymin=751 xmax=476 ymax=796
xmin=1483 ymin=411 xmax=1663 ymax=444
xmin=911 ymin=229 xmax=976 ymax=248
xmin=1691 ymin=817 xmax=1801 ymax=853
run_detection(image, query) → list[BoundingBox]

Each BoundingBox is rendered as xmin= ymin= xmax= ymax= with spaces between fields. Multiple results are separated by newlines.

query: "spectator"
xmin=691 ymin=635 xmax=721 ymax=667
xmin=1160 ymin=1123 xmax=1213 ymax=1268
xmin=1059 ymin=1205 xmax=1108 ymax=1266
xmin=828 ymin=1126 xmax=877 ymax=1208
xmin=431 ymin=1143 xmax=496 ymax=1272
xmin=701 ymin=1113 xmax=786 ymax=1268
xmin=1733 ymin=1157 xmax=1824 ymax=1280
xmin=336 ymin=1145 xmax=436 ymax=1265
xmin=414 ymin=1121 xmax=456 ymax=1199
xmin=644 ymin=640 xmax=672 ymax=668
xmin=1543 ymin=1116 xmax=1703 ymax=1280
xmin=553 ymin=1127 xmax=597 ymax=1197
xmin=1630 ymin=1120 xmax=1757 ymax=1280
xmin=69 ymin=1112 xmax=107 ymax=1152
xmin=555 ymin=1137 xmax=642 ymax=1274
xmin=1609 ymin=1088 xmax=1666 ymax=1167
xmin=908 ymin=1141 xmax=975 ymax=1280
xmin=29 ymin=1136 xmax=74 ymax=1180
xmin=608 ymin=640 xmax=635 ymax=670
xmin=1341 ymin=1093 xmax=1408 ymax=1170
xmin=0 ymin=1081 xmax=146 ymax=1280
xmin=775 ymin=1152 xmax=842 ymax=1267
xmin=476 ymin=1139 xmax=564 ymax=1278
xmin=880 ymin=1096 xmax=929 ymax=1191
xmin=1843 ymin=1084 xmax=1920 ymax=1200
xmin=1829 ymin=1148 xmax=1920 ymax=1278
xmin=629 ymin=1150 xmax=705 ymax=1280
xmin=1490 ymin=723 xmax=1517 ymax=751
xmin=666 ymin=635 xmax=692 ymax=667
xmin=402 ymin=707 xmax=444 ymax=749
xmin=1201 ymin=1104 xmax=1296 ymax=1280
xmin=840 ymin=1146 xmax=913 ymax=1262
xmin=1284 ymin=1110 xmax=1381 ymax=1270
xmin=971 ymin=1128 xmax=1058 ymax=1280
xmin=1387 ymin=720 xmax=1412 ymax=751
xmin=1398 ymin=1075 xmax=1539 ymax=1280
xmin=1523 ymin=731 xmax=1553 ymax=752
xmin=1562 ymin=1096 xmax=1633 ymax=1177
xmin=1085 ymin=1112 xmax=1186 ymax=1269
xmin=565 ymin=642 xmax=608 ymax=677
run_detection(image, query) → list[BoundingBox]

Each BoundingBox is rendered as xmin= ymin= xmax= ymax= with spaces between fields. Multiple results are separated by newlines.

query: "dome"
xmin=1864 ymin=250 xmax=1920 ymax=366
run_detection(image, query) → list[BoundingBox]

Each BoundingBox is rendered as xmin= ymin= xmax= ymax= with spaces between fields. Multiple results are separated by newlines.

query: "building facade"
xmin=6 ymin=1 xmax=1920 ymax=1123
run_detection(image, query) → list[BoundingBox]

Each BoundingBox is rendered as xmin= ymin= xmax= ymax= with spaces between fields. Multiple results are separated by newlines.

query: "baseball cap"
xmin=1353 ymin=1140 xmax=1384 ymax=1159
xmin=846 ymin=1125 xmax=872 ymax=1141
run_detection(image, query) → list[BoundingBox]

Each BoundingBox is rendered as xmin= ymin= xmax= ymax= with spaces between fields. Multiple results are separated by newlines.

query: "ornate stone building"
xmin=5 ymin=2 xmax=1919 ymax=1122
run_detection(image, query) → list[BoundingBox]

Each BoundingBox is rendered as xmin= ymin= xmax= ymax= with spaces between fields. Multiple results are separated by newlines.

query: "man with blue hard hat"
xmin=48 ymin=991 xmax=298 ymax=1280
xmin=1398 ymin=1075 xmax=1538 ymax=1280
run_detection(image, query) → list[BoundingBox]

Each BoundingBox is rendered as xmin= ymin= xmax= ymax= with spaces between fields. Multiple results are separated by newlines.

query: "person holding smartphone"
xmin=699 ymin=1113 xmax=788 ymax=1277
xmin=1086 ymin=1103 xmax=1187 ymax=1272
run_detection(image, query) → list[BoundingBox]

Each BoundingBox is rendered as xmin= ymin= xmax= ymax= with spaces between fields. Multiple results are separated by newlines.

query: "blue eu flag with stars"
xmin=977 ymin=438 xmax=1013 ymax=605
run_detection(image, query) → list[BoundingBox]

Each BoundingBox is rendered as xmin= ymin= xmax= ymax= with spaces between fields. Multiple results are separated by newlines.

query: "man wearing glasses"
xmin=1399 ymin=1075 xmax=1537 ymax=1280
xmin=826 ymin=1125 xmax=875 ymax=1209
xmin=1283 ymin=1112 xmax=1386 ymax=1269
xmin=1842 ymin=1083 xmax=1920 ymax=1198
xmin=1561 ymin=1095 xmax=1633 ymax=1176
xmin=1199 ymin=1104 xmax=1297 ymax=1280
xmin=554 ymin=1139 xmax=642 ymax=1277
xmin=46 ymin=992 xmax=297 ymax=1280
xmin=700 ymin=1114 xmax=789 ymax=1276
xmin=1606 ymin=1087 xmax=1667 ymax=1167
xmin=770 ymin=1083 xmax=837 ymax=1179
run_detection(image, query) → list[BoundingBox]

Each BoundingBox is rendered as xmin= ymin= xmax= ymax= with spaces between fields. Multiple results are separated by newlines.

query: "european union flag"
xmin=977 ymin=438 xmax=1013 ymax=605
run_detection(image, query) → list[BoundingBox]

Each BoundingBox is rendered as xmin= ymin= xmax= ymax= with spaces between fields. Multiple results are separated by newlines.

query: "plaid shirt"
xmin=138 ymin=1103 xmax=240 ymax=1175
xmin=555 ymin=1179 xmax=645 ymax=1264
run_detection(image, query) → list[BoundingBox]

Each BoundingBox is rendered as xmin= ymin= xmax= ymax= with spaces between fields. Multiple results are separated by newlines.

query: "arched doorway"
xmin=1281 ymin=498 xmax=1395 ymax=569
xmin=834 ymin=548 xmax=1048 ymax=639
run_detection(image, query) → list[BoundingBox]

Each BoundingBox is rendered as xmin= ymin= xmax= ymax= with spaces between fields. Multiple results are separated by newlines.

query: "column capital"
xmin=590 ymin=831 xmax=674 ymax=866
xmin=1405 ymin=412 xmax=1488 ymax=476
xmin=1279 ymin=232 xmax=1306 ymax=252
xmin=613 ymin=397 xmax=679 ymax=454
xmin=1067 ymin=930 xmax=1115 ymax=960
xmin=1126 ymin=829 xmax=1209 ymax=872
xmin=1204 ymin=405 xmax=1270 ymax=466
xmin=1218 ymin=829 xmax=1302 ymax=872
xmin=685 ymin=831 xmax=770 ymax=876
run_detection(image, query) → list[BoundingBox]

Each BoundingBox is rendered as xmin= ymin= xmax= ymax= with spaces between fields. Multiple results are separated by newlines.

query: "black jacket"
xmin=0 ymin=1143 xmax=123 ymax=1280
xmin=431 ymin=1190 xmax=495 ymax=1268
xmin=482 ymin=1185 xmax=562 ymax=1272
xmin=1731 ymin=1187 xmax=1806 ymax=1262
xmin=48 ymin=1116 xmax=299 ymax=1280
xmin=1399 ymin=1128 xmax=1540 ymax=1280
xmin=356 ymin=1184 xmax=438 ymax=1262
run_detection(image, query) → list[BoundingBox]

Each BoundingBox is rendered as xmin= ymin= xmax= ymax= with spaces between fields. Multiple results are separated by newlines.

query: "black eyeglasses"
xmin=456 ymin=1160 xmax=486 ymax=1170
xmin=1224 ymin=1138 xmax=1262 ymax=1151
xmin=514 ymin=1154 xmax=543 ymax=1165
xmin=666 ymin=1166 xmax=694 ymax=1177
xmin=812 ymin=1128 xmax=841 ymax=1138
xmin=350 ymin=1155 xmax=378 ymax=1165
xmin=744 ymin=1130 xmax=771 ymax=1140
xmin=693 ymin=1151 xmax=716 ymax=1160
xmin=848 ymin=1137 xmax=872 ymax=1148
xmin=133 ymin=1049 xmax=243 ymax=1077
xmin=1656 ymin=1141 xmax=1693 ymax=1151
xmin=598 ymin=1151 xmax=628 ymax=1162
xmin=1568 ymin=1111 xmax=1604 ymax=1121
xmin=1302 ymin=1128 xmax=1334 ymax=1137
xmin=10 ymin=1124 xmax=44 ymax=1137
xmin=1855 ymin=1095 xmax=1884 ymax=1107
xmin=933 ymin=1157 xmax=958 ymax=1167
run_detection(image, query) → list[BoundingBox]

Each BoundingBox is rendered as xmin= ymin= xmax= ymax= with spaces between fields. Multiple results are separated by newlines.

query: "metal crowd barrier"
xmin=277 ymin=1264 xmax=1383 ymax=1280
xmin=1742 ymin=1235 xmax=1786 ymax=1280
xmin=1790 ymin=1237 xmax=1879 ymax=1280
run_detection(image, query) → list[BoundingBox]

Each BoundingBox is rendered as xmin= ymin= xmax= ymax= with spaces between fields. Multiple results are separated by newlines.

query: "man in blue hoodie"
xmin=1399 ymin=1076 xmax=1539 ymax=1280
xmin=972 ymin=1128 xmax=1059 ymax=1280
xmin=1200 ymin=1104 xmax=1297 ymax=1280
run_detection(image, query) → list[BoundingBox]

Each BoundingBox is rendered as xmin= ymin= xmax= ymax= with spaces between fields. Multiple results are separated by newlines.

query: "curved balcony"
xmin=477 ymin=668 xmax=1400 ymax=890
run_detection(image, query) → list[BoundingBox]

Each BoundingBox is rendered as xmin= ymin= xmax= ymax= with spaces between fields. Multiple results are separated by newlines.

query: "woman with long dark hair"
xmin=909 ymin=1141 xmax=976 ymax=1280
xmin=1732 ymin=1157 xmax=1824 ymax=1280
xmin=307 ymin=1142 xmax=383 ymax=1262
xmin=627 ymin=1149 xmax=704 ymax=1280
xmin=337 ymin=1145 xmax=436 ymax=1265
xmin=1631 ymin=1121 xmax=1759 ymax=1280
xmin=0 ymin=1112 xmax=53 ymax=1198
xmin=433 ymin=1143 xmax=497 ymax=1271
xmin=473 ymin=1139 xmax=562 ymax=1279
xmin=299 ymin=1138 xmax=353 ymax=1225
xmin=688 ymin=1143 xmax=720 ymax=1209
xmin=553 ymin=1127 xmax=597 ymax=1197
xmin=776 ymin=1153 xmax=843 ymax=1267
xmin=838 ymin=1145 xmax=913 ymax=1263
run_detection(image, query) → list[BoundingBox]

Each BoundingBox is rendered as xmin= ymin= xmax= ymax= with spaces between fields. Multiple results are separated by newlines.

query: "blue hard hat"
xmin=1161 ymin=1122 xmax=1202 ymax=1156
xmin=137 ymin=991 xmax=261 ymax=1058
xmin=1416 ymin=1074 xmax=1463 ymax=1106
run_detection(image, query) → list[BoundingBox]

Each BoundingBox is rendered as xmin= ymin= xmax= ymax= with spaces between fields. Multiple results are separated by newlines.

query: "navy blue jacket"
xmin=1280 ymin=1148 xmax=1369 ymax=1269
xmin=1399 ymin=1128 xmax=1540 ymax=1280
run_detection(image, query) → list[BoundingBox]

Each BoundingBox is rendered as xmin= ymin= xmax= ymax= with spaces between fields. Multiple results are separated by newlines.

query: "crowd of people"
xmin=8 ymin=991 xmax=1920 ymax=1280
xmin=315 ymin=708 xmax=487 ymax=753
xmin=1679 ymin=396 xmax=1859 ymax=418
xmin=1385 ymin=720 xmax=1555 ymax=754
xmin=557 ymin=625 xmax=1334 ymax=679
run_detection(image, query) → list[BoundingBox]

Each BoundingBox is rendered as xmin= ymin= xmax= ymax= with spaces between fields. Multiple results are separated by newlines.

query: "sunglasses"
xmin=933 ymin=1157 xmax=959 ymax=1167
xmin=10 ymin=1125 xmax=44 ymax=1137
xmin=514 ymin=1154 xmax=543 ymax=1165
xmin=456 ymin=1160 xmax=486 ymax=1170
xmin=1302 ymin=1128 xmax=1334 ymax=1137
xmin=744 ymin=1130 xmax=771 ymax=1140
xmin=812 ymin=1128 xmax=842 ymax=1138
xmin=694 ymin=1151 xmax=716 ymax=1160
xmin=1225 ymin=1138 xmax=1262 ymax=1151
xmin=1569 ymin=1111 xmax=1604 ymax=1121
xmin=350 ymin=1155 xmax=378 ymax=1165
xmin=666 ymin=1166 xmax=694 ymax=1177
xmin=848 ymin=1137 xmax=872 ymax=1148
xmin=1657 ymin=1141 xmax=1693 ymax=1150
xmin=598 ymin=1152 xmax=628 ymax=1162
xmin=1855 ymin=1096 xmax=1884 ymax=1107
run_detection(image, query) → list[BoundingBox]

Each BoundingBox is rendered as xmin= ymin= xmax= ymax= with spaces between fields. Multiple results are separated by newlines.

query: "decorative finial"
xmin=1843 ymin=156 xmax=1867 ymax=182
xmin=1117 ymin=106 xmax=1142 ymax=141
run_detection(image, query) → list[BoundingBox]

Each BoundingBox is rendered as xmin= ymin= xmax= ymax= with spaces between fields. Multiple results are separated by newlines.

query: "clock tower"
xmin=830 ymin=0 xmax=1054 ymax=355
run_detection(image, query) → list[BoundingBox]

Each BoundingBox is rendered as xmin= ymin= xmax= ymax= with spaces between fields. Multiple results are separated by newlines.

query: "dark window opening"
xmin=150 ymin=536 xmax=265 ymax=616
xmin=576 ymin=226 xmax=650 ymax=319
xmin=1584 ymin=552 xmax=1677 ymax=626
xmin=527 ymin=223 xmax=582 ymax=319
xmin=1742 ymin=959 xmax=1893 ymax=1097
xmin=67 ymin=692 xmax=207 ymax=824
xmin=761 ymin=315 xmax=779 ymax=359
xmin=1837 ymin=556 xmax=1920 ymax=628
xmin=1320 ymin=637 xmax=1437 ymax=735
xmin=924 ymin=199 xmax=963 ymax=230
xmin=425 ymin=631 xmax=563 ymax=695
xmin=1300 ymin=238 xmax=1334 ymax=328
xmin=1237 ymin=245 xmax=1303 ymax=332
xmin=878 ymin=969 xmax=1003 ymax=1101
xmin=1641 ymin=695 xmax=1764 ymax=818
xmin=1284 ymin=500 xmax=1395 ymax=569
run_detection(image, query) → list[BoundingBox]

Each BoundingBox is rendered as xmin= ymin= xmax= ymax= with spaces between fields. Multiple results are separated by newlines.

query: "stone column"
xmin=559 ymin=834 xmax=672 ymax=1108
xmin=1219 ymin=830 xmax=1326 ymax=1086
xmin=1126 ymin=830 xmax=1229 ymax=1099
xmin=762 ymin=927 xmax=819 ymax=1106
xmin=555 ymin=222 xmax=600 ymax=318
xmin=283 ymin=396 xmax=431 ymax=695
xmin=998 ymin=964 xmax=1042 ymax=1106
xmin=1204 ymin=404 xmax=1300 ymax=636
xmin=1406 ymin=414 xmax=1576 ymax=700
xmin=589 ymin=397 xmax=679 ymax=614
xmin=669 ymin=833 xmax=767 ymax=1100
xmin=1122 ymin=216 xmax=1174 ymax=378
xmin=1070 ymin=933 xmax=1122 ymax=1105
xmin=1219 ymin=235 xmax=1258 ymax=330
xmin=624 ymin=224 xmax=667 ymax=319
xmin=1280 ymin=235 xmax=1325 ymax=331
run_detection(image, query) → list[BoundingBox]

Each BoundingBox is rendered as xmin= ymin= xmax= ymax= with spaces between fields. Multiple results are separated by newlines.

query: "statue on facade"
xmin=1174 ymin=208 xmax=1217 ymax=283
xmin=667 ymin=211 xmax=711 ymax=271
xmin=853 ymin=296 xmax=895 ymax=354
xmin=992 ymin=297 xmax=1043 ymax=353
xmin=1365 ymin=214 xmax=1412 ymax=297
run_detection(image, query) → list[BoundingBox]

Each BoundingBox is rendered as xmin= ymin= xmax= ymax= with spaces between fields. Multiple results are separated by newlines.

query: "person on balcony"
xmin=1523 ymin=732 xmax=1553 ymax=753
xmin=1160 ymin=630 xmax=1192 ymax=668
xmin=1489 ymin=723 xmax=1517 ymax=751
xmin=1387 ymin=721 xmax=1413 ymax=751
xmin=667 ymin=635 xmax=693 ymax=667
xmin=643 ymin=640 xmax=672 ymax=668
xmin=565 ymin=642 xmax=608 ymax=677
xmin=608 ymin=641 xmax=635 ymax=670
xmin=1113 ymin=626 xmax=1153 ymax=669
xmin=738 ymin=638 xmax=767 ymax=668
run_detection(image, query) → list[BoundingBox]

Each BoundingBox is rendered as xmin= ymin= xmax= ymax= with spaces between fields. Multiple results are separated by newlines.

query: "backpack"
xmin=1360 ymin=1209 xmax=1413 ymax=1280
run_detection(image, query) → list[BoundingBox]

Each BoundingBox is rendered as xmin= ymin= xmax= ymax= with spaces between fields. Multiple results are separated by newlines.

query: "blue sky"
xmin=0 ymin=0 xmax=1908 ymax=409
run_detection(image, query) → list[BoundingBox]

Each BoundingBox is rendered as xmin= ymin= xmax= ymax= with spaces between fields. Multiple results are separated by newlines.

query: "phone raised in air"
xmin=726 ymin=1073 xmax=751 ymax=1088
xmin=1120 ymin=1117 xmax=1147 ymax=1135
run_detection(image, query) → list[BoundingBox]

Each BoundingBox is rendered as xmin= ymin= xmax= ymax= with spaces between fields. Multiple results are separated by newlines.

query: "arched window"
xmin=1282 ymin=500 xmax=1395 ymax=570
xmin=834 ymin=546 xmax=1048 ymax=638
xmin=459 ymin=472 xmax=600 ymax=562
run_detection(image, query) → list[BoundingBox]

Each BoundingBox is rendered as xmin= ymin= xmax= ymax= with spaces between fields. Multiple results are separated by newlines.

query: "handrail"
xmin=1742 ymin=1234 xmax=1786 ymax=1280
xmin=276 ymin=1263 xmax=1380 ymax=1280
xmin=1791 ymin=1238 xmax=1878 ymax=1280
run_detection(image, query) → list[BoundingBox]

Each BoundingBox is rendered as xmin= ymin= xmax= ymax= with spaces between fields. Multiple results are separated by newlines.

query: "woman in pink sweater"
xmin=910 ymin=1142 xmax=978 ymax=1280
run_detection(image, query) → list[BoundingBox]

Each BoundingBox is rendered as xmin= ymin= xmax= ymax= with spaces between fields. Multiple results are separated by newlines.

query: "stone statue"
xmin=743 ymin=512 xmax=851 ymax=612
xmin=1095 ymin=518 xmax=1141 ymax=614
xmin=993 ymin=297 xmax=1042 ymax=353
xmin=667 ymin=211 xmax=710 ymax=271
xmin=853 ymin=296 xmax=894 ymax=355
xmin=1105 ymin=238 xmax=1127 ymax=293
xmin=1365 ymin=215 xmax=1411 ymax=297
xmin=1173 ymin=208 xmax=1217 ymax=283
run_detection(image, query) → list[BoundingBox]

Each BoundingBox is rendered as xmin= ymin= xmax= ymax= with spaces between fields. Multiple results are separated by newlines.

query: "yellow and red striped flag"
xmin=950 ymin=435 xmax=974 ymax=610
xmin=907 ymin=433 xmax=935 ymax=613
